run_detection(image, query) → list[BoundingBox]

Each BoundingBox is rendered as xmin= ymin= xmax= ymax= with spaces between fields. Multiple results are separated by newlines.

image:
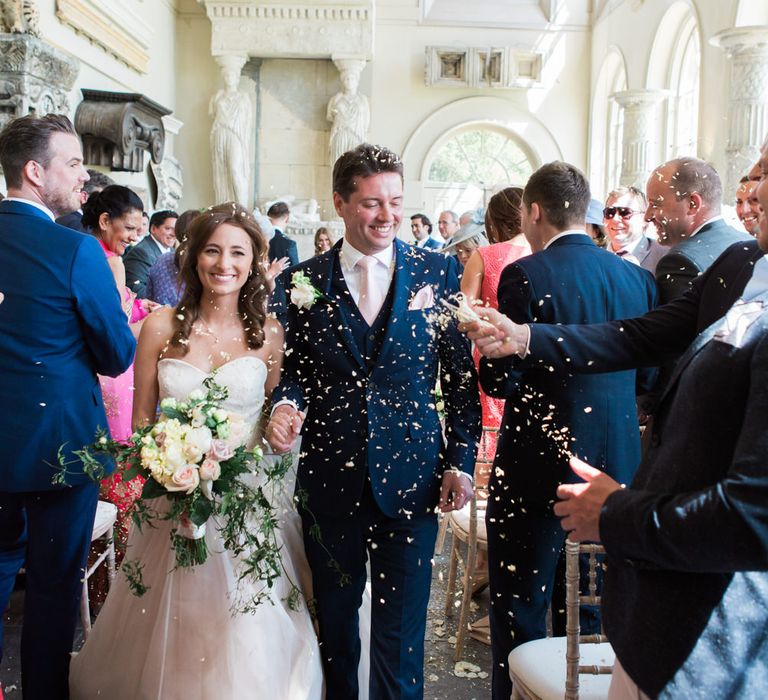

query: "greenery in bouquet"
xmin=53 ymin=377 xmax=299 ymax=612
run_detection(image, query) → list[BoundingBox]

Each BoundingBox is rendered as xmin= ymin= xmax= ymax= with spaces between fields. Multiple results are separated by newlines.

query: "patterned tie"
xmin=356 ymin=255 xmax=384 ymax=325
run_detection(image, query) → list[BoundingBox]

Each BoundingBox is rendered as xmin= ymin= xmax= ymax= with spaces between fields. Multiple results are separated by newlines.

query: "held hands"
xmin=439 ymin=470 xmax=474 ymax=513
xmin=457 ymin=307 xmax=528 ymax=359
xmin=265 ymin=404 xmax=306 ymax=454
xmin=553 ymin=457 xmax=623 ymax=542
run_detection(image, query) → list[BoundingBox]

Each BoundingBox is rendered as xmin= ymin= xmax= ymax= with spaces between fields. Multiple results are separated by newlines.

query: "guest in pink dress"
xmin=81 ymin=186 xmax=157 ymax=594
xmin=461 ymin=187 xmax=531 ymax=478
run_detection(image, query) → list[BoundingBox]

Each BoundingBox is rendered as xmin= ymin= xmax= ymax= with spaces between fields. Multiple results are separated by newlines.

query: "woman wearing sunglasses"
xmin=603 ymin=186 xmax=668 ymax=274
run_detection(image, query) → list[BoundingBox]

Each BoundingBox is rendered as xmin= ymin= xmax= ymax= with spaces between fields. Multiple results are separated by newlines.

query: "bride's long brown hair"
xmin=171 ymin=202 xmax=269 ymax=354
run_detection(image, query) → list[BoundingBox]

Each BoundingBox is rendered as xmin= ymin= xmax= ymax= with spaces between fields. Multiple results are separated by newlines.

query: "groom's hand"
xmin=266 ymin=404 xmax=305 ymax=453
xmin=439 ymin=470 xmax=473 ymax=512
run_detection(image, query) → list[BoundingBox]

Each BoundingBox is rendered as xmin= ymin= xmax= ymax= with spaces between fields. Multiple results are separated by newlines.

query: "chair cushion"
xmin=92 ymin=501 xmax=118 ymax=540
xmin=508 ymin=637 xmax=615 ymax=700
xmin=449 ymin=502 xmax=487 ymax=543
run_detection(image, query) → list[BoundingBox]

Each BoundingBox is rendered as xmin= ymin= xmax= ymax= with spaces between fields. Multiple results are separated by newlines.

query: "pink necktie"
xmin=356 ymin=255 xmax=384 ymax=325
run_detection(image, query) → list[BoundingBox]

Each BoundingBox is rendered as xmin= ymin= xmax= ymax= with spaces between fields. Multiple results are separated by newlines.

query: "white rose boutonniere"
xmin=290 ymin=270 xmax=323 ymax=310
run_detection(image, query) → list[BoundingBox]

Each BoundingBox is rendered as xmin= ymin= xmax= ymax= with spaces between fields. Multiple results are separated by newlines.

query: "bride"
xmin=70 ymin=204 xmax=367 ymax=698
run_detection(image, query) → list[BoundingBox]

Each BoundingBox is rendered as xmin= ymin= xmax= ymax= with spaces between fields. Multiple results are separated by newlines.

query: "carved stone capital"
xmin=202 ymin=1 xmax=373 ymax=60
xmin=75 ymin=90 xmax=172 ymax=172
xmin=710 ymin=26 xmax=768 ymax=57
xmin=0 ymin=34 xmax=79 ymax=133
xmin=150 ymin=156 xmax=184 ymax=211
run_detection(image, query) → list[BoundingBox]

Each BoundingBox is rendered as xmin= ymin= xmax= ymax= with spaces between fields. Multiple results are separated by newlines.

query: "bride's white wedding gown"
xmin=70 ymin=356 xmax=369 ymax=699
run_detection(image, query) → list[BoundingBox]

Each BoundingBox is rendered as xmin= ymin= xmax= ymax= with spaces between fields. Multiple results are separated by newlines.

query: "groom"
xmin=267 ymin=143 xmax=481 ymax=699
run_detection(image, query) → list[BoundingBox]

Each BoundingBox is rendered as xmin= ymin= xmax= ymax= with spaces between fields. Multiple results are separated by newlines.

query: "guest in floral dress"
xmin=81 ymin=186 xmax=159 ymax=598
xmin=145 ymin=208 xmax=200 ymax=307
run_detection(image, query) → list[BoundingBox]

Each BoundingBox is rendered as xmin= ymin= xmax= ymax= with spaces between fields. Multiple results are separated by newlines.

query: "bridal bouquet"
xmin=54 ymin=378 xmax=296 ymax=609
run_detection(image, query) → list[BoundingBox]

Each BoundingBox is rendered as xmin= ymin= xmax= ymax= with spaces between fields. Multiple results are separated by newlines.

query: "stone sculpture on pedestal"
xmin=327 ymin=56 xmax=369 ymax=165
xmin=209 ymin=54 xmax=251 ymax=207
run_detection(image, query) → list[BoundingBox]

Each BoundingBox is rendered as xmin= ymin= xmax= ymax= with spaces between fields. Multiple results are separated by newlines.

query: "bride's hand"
xmin=266 ymin=404 xmax=305 ymax=453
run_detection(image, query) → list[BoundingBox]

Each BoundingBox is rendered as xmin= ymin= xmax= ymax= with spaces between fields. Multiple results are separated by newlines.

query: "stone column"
xmin=612 ymin=90 xmax=668 ymax=189
xmin=711 ymin=26 xmax=768 ymax=195
xmin=209 ymin=54 xmax=252 ymax=207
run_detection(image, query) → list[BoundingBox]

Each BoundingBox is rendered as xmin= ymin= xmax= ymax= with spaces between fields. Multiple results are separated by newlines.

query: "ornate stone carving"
xmin=74 ymin=90 xmax=171 ymax=172
xmin=0 ymin=34 xmax=79 ymax=133
xmin=711 ymin=26 xmax=768 ymax=195
xmin=327 ymin=56 xmax=369 ymax=166
xmin=150 ymin=155 xmax=183 ymax=212
xmin=1 ymin=0 xmax=40 ymax=36
xmin=55 ymin=0 xmax=150 ymax=73
xmin=612 ymin=89 xmax=668 ymax=188
xmin=209 ymin=54 xmax=252 ymax=207
xmin=425 ymin=47 xmax=542 ymax=89
xmin=201 ymin=2 xmax=373 ymax=60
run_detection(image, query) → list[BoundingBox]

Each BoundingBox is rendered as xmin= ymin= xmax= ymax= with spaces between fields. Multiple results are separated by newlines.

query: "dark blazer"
xmin=123 ymin=235 xmax=165 ymax=297
xmin=273 ymin=238 xmax=481 ymax=519
xmin=481 ymin=234 xmax=658 ymax=497
xmin=655 ymin=218 xmax=750 ymax=304
xmin=55 ymin=209 xmax=88 ymax=234
xmin=514 ymin=239 xmax=767 ymax=696
xmin=0 ymin=200 xmax=136 ymax=491
xmin=268 ymin=228 xmax=299 ymax=266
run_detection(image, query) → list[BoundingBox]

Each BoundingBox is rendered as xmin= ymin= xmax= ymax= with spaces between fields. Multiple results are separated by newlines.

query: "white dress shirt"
xmin=149 ymin=234 xmax=172 ymax=255
xmin=4 ymin=197 xmax=55 ymax=222
xmin=339 ymin=238 xmax=395 ymax=305
xmin=742 ymin=254 xmax=768 ymax=301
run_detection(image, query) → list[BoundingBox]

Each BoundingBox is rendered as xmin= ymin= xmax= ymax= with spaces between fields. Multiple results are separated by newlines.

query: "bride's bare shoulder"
xmin=138 ymin=306 xmax=177 ymax=348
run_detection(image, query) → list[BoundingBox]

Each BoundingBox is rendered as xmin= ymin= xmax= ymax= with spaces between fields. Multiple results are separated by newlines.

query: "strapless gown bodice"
xmin=157 ymin=356 xmax=267 ymax=449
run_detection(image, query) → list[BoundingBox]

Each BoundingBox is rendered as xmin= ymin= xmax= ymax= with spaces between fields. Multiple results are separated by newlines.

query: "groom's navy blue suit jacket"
xmin=272 ymin=238 xmax=481 ymax=519
xmin=0 ymin=200 xmax=135 ymax=492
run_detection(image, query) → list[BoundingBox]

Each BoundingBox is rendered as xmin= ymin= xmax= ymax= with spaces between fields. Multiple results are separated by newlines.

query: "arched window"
xmin=589 ymin=49 xmax=627 ymax=200
xmin=424 ymin=126 xmax=536 ymax=215
xmin=667 ymin=16 xmax=700 ymax=158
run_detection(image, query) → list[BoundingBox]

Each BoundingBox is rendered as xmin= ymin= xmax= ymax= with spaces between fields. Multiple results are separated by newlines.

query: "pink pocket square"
xmin=408 ymin=285 xmax=434 ymax=310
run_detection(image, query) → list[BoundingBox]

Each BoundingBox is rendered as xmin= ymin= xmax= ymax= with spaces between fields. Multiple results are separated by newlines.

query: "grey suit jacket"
xmin=655 ymin=219 xmax=751 ymax=304
xmin=123 ymin=235 xmax=164 ymax=297
xmin=631 ymin=235 xmax=669 ymax=275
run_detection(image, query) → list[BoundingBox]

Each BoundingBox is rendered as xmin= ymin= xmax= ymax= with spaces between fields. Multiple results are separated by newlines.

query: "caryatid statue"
xmin=327 ymin=57 xmax=370 ymax=166
xmin=209 ymin=54 xmax=252 ymax=207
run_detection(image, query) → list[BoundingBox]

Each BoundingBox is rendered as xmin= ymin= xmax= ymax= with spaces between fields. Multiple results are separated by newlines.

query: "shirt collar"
xmin=690 ymin=216 xmax=723 ymax=239
xmin=150 ymin=234 xmax=171 ymax=254
xmin=543 ymin=229 xmax=590 ymax=250
xmin=5 ymin=197 xmax=55 ymax=222
xmin=340 ymin=237 xmax=394 ymax=272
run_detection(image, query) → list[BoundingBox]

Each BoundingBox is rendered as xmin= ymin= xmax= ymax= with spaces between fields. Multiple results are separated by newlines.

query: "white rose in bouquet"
xmin=208 ymin=438 xmax=234 ymax=462
xmin=224 ymin=413 xmax=249 ymax=449
xmin=199 ymin=458 xmax=221 ymax=481
xmin=164 ymin=440 xmax=186 ymax=470
xmin=183 ymin=426 xmax=213 ymax=463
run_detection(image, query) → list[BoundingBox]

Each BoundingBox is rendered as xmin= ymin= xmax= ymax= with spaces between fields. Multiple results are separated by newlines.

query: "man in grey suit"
xmin=603 ymin=185 xmax=668 ymax=274
xmin=648 ymin=157 xmax=750 ymax=304
xmin=123 ymin=209 xmax=178 ymax=296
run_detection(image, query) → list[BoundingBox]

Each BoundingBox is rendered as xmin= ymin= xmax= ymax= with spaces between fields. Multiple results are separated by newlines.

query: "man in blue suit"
xmin=0 ymin=114 xmax=135 ymax=699
xmin=267 ymin=200 xmax=299 ymax=266
xmin=266 ymin=143 xmax=480 ymax=699
xmin=123 ymin=209 xmax=178 ymax=297
xmin=479 ymin=161 xmax=657 ymax=699
xmin=410 ymin=213 xmax=442 ymax=250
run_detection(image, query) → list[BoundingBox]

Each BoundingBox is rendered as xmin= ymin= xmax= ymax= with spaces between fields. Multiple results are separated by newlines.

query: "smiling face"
xmin=196 ymin=222 xmax=255 ymax=297
xmin=410 ymin=217 xmax=429 ymax=241
xmin=152 ymin=216 xmax=178 ymax=248
xmin=316 ymin=232 xmax=332 ymax=252
xmin=754 ymin=149 xmax=768 ymax=252
xmin=333 ymin=172 xmax=403 ymax=255
xmin=644 ymin=166 xmax=694 ymax=246
xmin=604 ymin=192 xmax=646 ymax=252
xmin=735 ymin=179 xmax=760 ymax=236
xmin=39 ymin=132 xmax=89 ymax=217
xmin=100 ymin=209 xmax=142 ymax=255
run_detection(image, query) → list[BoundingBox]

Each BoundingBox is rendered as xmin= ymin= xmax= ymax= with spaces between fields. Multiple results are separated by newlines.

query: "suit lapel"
xmin=316 ymin=245 xmax=367 ymax=370
xmin=659 ymin=289 xmax=768 ymax=406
